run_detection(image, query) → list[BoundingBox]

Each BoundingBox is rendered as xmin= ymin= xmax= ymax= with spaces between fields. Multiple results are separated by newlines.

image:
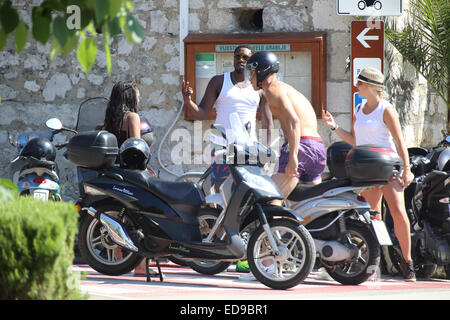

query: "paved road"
xmin=74 ymin=262 xmax=450 ymax=301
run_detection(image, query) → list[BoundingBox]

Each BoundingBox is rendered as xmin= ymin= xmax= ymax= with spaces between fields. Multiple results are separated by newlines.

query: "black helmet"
xmin=437 ymin=148 xmax=450 ymax=171
xmin=119 ymin=138 xmax=150 ymax=170
xmin=20 ymin=137 xmax=56 ymax=161
xmin=245 ymin=51 xmax=280 ymax=89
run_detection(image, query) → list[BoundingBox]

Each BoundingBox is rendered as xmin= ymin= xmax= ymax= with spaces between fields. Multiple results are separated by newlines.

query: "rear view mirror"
xmin=46 ymin=118 xmax=63 ymax=130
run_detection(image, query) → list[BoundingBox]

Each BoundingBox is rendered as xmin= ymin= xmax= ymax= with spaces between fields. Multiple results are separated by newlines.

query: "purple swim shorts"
xmin=211 ymin=163 xmax=230 ymax=184
xmin=277 ymin=136 xmax=326 ymax=182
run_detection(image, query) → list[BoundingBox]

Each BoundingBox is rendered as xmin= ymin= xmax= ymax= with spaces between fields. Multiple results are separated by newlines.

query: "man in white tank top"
xmin=182 ymin=45 xmax=273 ymax=188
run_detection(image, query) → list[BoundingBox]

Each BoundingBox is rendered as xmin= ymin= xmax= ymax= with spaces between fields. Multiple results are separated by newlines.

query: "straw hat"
xmin=357 ymin=67 xmax=387 ymax=97
xmin=357 ymin=67 xmax=384 ymax=88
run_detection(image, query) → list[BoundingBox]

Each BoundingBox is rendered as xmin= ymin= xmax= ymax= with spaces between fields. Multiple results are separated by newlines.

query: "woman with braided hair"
xmin=104 ymin=80 xmax=141 ymax=145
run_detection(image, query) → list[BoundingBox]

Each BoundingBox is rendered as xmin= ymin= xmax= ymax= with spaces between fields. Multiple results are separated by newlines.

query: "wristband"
xmin=331 ymin=124 xmax=338 ymax=131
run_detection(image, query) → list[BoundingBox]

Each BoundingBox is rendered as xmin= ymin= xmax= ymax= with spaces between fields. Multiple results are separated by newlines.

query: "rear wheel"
xmin=247 ymin=219 xmax=315 ymax=290
xmin=324 ymin=221 xmax=380 ymax=285
xmin=187 ymin=207 xmax=232 ymax=275
xmin=78 ymin=204 xmax=143 ymax=275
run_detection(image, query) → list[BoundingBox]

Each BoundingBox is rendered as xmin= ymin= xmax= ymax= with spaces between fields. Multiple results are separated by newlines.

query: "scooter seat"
xmin=23 ymin=156 xmax=56 ymax=170
xmin=287 ymin=178 xmax=352 ymax=202
xmin=108 ymin=167 xmax=204 ymax=209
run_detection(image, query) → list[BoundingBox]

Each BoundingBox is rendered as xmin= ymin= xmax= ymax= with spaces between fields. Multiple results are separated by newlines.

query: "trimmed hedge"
xmin=0 ymin=192 xmax=86 ymax=299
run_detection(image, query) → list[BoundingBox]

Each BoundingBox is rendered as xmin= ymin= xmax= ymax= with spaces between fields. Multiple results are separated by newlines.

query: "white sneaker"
xmin=238 ymin=264 xmax=275 ymax=281
xmin=238 ymin=272 xmax=256 ymax=281
xmin=315 ymin=267 xmax=334 ymax=281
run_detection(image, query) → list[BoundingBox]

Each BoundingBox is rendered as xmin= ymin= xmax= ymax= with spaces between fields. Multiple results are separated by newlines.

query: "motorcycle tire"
xmin=167 ymin=255 xmax=189 ymax=267
xmin=445 ymin=264 xmax=450 ymax=280
xmin=187 ymin=207 xmax=231 ymax=275
xmin=381 ymin=199 xmax=438 ymax=279
xmin=247 ymin=219 xmax=315 ymax=290
xmin=324 ymin=221 xmax=380 ymax=285
xmin=78 ymin=204 xmax=143 ymax=276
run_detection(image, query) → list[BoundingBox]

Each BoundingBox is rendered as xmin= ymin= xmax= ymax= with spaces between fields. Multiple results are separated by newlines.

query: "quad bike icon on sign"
xmin=358 ymin=0 xmax=382 ymax=10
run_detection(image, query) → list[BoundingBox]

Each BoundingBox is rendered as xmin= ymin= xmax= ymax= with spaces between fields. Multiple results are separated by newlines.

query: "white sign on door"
xmin=337 ymin=0 xmax=403 ymax=16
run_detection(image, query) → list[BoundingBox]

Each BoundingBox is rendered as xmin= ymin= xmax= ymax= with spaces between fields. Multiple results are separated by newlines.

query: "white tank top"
xmin=354 ymin=99 xmax=397 ymax=151
xmin=214 ymin=72 xmax=260 ymax=142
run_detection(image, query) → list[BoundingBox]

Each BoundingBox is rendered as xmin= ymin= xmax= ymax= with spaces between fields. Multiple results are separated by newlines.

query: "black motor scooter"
xmin=52 ymin=112 xmax=315 ymax=290
xmin=382 ymin=132 xmax=450 ymax=279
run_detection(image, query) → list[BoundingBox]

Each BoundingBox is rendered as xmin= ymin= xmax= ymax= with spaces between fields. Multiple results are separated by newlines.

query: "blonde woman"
xmin=322 ymin=67 xmax=416 ymax=281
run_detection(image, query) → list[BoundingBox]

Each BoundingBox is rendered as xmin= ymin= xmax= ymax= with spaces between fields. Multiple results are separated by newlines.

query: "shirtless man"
xmin=245 ymin=51 xmax=326 ymax=202
xmin=182 ymin=45 xmax=273 ymax=190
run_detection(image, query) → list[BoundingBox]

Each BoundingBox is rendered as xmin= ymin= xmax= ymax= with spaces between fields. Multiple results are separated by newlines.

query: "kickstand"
xmin=156 ymin=259 xmax=164 ymax=282
xmin=145 ymin=258 xmax=151 ymax=282
xmin=145 ymin=258 xmax=164 ymax=282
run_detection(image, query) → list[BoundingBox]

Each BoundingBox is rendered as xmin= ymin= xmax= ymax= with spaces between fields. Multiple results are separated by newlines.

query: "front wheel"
xmin=374 ymin=1 xmax=382 ymax=10
xmin=247 ymin=219 xmax=315 ymax=290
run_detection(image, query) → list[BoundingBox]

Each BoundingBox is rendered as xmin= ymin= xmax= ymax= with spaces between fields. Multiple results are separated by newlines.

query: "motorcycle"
xmin=382 ymin=131 xmax=450 ymax=279
xmin=7 ymin=122 xmax=76 ymax=201
xmin=182 ymin=137 xmax=397 ymax=285
xmin=48 ymin=112 xmax=316 ymax=290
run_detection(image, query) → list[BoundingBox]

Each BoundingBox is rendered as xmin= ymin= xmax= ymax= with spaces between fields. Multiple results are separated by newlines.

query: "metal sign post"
xmin=351 ymin=20 xmax=384 ymax=114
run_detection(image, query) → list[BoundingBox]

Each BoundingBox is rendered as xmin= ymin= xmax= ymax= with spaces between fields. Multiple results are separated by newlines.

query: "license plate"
xmin=371 ymin=219 xmax=393 ymax=246
xmin=33 ymin=190 xmax=49 ymax=200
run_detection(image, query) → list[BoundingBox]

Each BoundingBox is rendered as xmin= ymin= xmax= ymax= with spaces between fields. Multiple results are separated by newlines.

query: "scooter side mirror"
xmin=7 ymin=132 xmax=17 ymax=147
xmin=46 ymin=118 xmax=63 ymax=130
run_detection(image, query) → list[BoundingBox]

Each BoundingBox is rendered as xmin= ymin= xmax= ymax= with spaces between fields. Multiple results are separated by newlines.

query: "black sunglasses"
xmin=234 ymin=54 xmax=250 ymax=61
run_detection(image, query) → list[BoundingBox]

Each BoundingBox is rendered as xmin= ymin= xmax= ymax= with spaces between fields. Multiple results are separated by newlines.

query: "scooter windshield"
xmin=75 ymin=97 xmax=109 ymax=133
xmin=229 ymin=112 xmax=253 ymax=148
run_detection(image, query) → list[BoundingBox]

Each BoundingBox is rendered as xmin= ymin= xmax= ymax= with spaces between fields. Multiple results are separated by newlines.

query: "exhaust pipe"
xmin=86 ymin=207 xmax=139 ymax=252
xmin=314 ymin=239 xmax=353 ymax=262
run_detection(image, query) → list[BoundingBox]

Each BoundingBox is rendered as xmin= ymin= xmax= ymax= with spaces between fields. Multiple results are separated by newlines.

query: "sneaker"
xmin=400 ymin=260 xmax=416 ymax=282
xmin=236 ymin=260 xmax=250 ymax=273
xmin=238 ymin=264 xmax=275 ymax=281
xmin=238 ymin=271 xmax=256 ymax=281
xmin=315 ymin=267 xmax=334 ymax=281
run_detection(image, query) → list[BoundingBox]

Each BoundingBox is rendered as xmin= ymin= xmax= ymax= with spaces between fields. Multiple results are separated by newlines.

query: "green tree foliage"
xmin=0 ymin=0 xmax=143 ymax=74
xmin=385 ymin=0 xmax=450 ymax=107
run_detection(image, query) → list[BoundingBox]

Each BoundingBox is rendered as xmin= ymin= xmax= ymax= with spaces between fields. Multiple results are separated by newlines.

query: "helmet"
xmin=437 ymin=148 xmax=450 ymax=171
xmin=245 ymin=51 xmax=280 ymax=89
xmin=20 ymin=137 xmax=56 ymax=161
xmin=119 ymin=138 xmax=150 ymax=170
xmin=140 ymin=117 xmax=154 ymax=147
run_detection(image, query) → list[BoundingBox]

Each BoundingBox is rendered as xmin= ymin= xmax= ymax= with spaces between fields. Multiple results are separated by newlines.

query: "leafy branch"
xmin=0 ymin=0 xmax=144 ymax=74
xmin=385 ymin=0 xmax=449 ymax=107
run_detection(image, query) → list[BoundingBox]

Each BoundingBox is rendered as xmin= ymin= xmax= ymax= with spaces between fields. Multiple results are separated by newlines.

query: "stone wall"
xmin=0 ymin=0 xmax=447 ymax=201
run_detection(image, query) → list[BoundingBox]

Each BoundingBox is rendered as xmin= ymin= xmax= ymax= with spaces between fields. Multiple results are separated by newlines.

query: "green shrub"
xmin=0 ymin=191 xmax=87 ymax=299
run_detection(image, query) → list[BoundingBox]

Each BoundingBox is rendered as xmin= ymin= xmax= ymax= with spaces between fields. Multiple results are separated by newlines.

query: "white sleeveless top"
xmin=354 ymin=99 xmax=397 ymax=151
xmin=214 ymin=72 xmax=260 ymax=142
